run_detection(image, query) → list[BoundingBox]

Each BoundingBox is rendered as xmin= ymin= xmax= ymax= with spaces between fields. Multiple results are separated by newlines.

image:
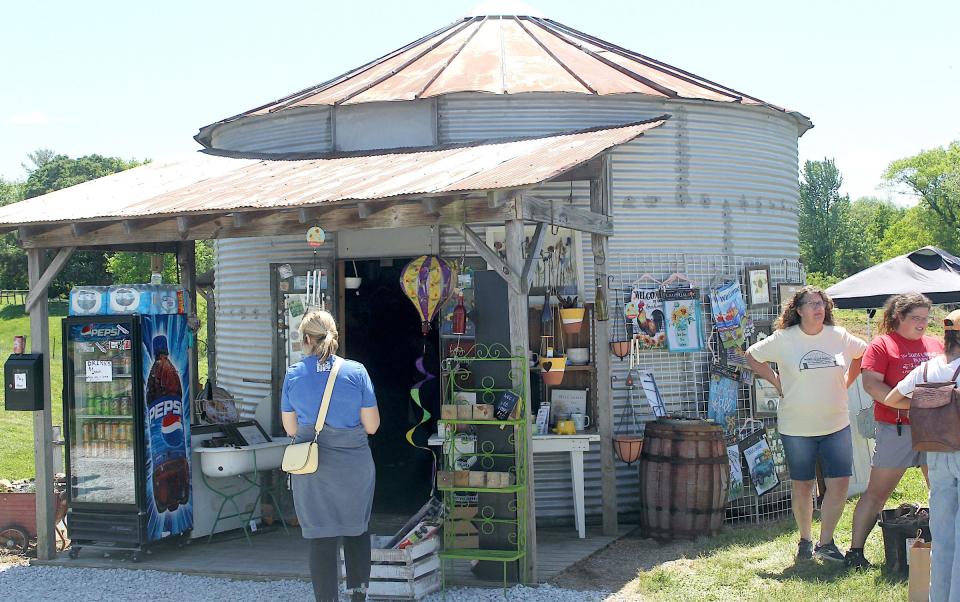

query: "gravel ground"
xmin=0 ymin=564 xmax=616 ymax=601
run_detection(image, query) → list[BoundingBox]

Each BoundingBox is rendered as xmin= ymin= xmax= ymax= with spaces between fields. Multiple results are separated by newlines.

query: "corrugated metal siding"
xmin=214 ymin=91 xmax=801 ymax=525
xmin=210 ymin=108 xmax=333 ymax=153
xmin=213 ymin=235 xmax=335 ymax=422
xmin=438 ymin=92 xmax=800 ymax=522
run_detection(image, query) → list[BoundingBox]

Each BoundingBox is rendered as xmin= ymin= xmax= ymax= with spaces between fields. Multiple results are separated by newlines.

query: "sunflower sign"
xmin=663 ymin=288 xmax=703 ymax=352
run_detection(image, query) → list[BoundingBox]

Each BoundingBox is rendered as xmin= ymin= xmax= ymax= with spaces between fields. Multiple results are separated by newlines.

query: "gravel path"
xmin=0 ymin=564 xmax=616 ymax=601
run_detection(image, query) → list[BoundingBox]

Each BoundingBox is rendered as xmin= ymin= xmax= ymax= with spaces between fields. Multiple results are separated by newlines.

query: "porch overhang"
xmin=0 ymin=117 xmax=667 ymax=249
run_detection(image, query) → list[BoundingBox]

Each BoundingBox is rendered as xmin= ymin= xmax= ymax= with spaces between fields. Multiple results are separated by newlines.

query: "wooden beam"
xmin=177 ymin=242 xmax=201 ymax=420
xmin=177 ymin=216 xmax=191 ymax=237
xmin=233 ymin=212 xmax=251 ymax=227
xmin=25 ymin=247 xmax=75 ymax=312
xmin=71 ymin=222 xmax=114 ymax=238
xmin=591 ymin=155 xmax=618 ymax=537
xmin=487 ymin=189 xmax=522 ymax=208
xmin=505 ymin=219 xmax=537 ymax=584
xmin=27 ymin=248 xmax=55 ymax=561
xmin=520 ymin=195 xmax=613 ymax=236
xmin=520 ymin=222 xmax=546 ymax=294
xmin=20 ymin=199 xmax=522 ymax=248
xmin=357 ymin=202 xmax=371 ymax=219
xmin=455 ymin=224 xmax=523 ymax=295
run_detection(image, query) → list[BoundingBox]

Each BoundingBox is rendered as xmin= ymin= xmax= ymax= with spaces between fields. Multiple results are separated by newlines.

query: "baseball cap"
xmin=945 ymin=310 xmax=960 ymax=331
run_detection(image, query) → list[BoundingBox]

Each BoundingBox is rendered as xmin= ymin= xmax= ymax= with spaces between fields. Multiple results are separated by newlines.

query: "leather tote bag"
xmin=910 ymin=361 xmax=960 ymax=452
xmin=282 ymin=357 xmax=343 ymax=474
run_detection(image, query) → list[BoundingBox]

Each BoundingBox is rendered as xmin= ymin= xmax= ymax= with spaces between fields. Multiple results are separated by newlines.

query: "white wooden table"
xmin=428 ymin=432 xmax=600 ymax=538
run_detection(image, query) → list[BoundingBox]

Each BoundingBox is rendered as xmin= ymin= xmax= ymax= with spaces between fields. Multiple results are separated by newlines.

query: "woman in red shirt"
xmin=846 ymin=293 xmax=941 ymax=569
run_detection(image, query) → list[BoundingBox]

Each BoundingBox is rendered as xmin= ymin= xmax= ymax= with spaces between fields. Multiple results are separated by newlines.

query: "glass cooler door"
xmin=66 ymin=322 xmax=137 ymax=506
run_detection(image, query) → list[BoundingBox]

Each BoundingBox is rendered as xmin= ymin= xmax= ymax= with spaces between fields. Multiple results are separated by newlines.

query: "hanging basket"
xmin=610 ymin=340 xmax=631 ymax=360
xmin=539 ymin=356 xmax=566 ymax=386
xmin=559 ymin=308 xmax=585 ymax=334
xmin=613 ymin=435 xmax=644 ymax=465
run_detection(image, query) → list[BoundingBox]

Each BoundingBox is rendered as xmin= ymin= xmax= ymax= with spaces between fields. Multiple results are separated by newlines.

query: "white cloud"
xmin=7 ymin=111 xmax=50 ymax=125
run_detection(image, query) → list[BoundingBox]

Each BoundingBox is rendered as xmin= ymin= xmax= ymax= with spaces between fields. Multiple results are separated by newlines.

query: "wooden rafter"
xmin=24 ymin=247 xmax=75 ymax=312
xmin=455 ymin=223 xmax=523 ymax=294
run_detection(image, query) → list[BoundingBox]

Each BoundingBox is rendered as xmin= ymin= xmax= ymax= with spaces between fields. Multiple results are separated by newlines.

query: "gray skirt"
xmin=291 ymin=424 xmax=375 ymax=538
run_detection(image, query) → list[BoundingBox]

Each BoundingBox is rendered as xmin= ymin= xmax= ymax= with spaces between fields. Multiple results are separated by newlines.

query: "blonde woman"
xmin=746 ymin=286 xmax=866 ymax=563
xmin=281 ymin=310 xmax=380 ymax=602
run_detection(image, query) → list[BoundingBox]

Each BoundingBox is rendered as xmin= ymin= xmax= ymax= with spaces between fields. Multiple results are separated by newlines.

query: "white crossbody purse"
xmin=282 ymin=357 xmax=343 ymax=474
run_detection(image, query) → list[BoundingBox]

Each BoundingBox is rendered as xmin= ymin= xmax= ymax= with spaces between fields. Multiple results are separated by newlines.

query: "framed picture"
xmin=485 ymin=226 xmax=584 ymax=297
xmin=225 ymin=420 xmax=271 ymax=446
xmin=777 ymin=283 xmax=804 ymax=309
xmin=745 ymin=265 xmax=771 ymax=308
xmin=550 ymin=388 xmax=588 ymax=418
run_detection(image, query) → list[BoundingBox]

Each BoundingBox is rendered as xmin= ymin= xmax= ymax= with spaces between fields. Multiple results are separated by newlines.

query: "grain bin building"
xmin=195 ymin=14 xmax=814 ymax=526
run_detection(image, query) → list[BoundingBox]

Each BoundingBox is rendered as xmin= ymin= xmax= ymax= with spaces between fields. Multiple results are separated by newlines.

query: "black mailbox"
xmin=4 ymin=353 xmax=44 ymax=411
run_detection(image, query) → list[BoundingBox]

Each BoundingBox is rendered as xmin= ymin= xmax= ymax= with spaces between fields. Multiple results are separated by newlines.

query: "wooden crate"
xmin=341 ymin=535 xmax=440 ymax=600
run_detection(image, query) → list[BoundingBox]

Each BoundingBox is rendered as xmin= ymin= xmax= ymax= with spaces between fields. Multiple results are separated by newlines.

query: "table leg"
xmin=571 ymin=450 xmax=585 ymax=539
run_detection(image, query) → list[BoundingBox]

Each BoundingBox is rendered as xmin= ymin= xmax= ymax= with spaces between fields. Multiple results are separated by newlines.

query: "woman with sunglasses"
xmin=747 ymin=286 xmax=867 ymax=563
xmin=845 ymin=293 xmax=940 ymax=569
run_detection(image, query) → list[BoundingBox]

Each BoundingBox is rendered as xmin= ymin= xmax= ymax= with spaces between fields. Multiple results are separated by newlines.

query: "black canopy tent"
xmin=826 ymin=246 xmax=960 ymax=309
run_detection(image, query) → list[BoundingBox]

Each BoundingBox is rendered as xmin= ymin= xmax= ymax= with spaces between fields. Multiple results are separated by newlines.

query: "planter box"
xmin=342 ymin=535 xmax=439 ymax=600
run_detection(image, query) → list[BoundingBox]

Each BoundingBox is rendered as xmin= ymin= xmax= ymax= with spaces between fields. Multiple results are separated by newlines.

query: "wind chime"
xmin=399 ymin=255 xmax=457 ymax=494
xmin=304 ymin=225 xmax=327 ymax=311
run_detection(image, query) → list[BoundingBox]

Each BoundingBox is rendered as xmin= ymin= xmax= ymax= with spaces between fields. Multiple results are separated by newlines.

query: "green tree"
xmin=884 ymin=141 xmax=960 ymax=250
xmin=106 ymin=242 xmax=212 ymax=284
xmin=798 ymin=159 xmax=866 ymax=276
xmin=5 ymin=152 xmax=145 ymax=295
xmin=847 ymin=197 xmax=904 ymax=263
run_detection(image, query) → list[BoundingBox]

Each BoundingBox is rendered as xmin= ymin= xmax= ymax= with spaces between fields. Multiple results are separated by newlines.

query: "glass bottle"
xmin=594 ymin=276 xmax=609 ymax=322
xmin=451 ymin=293 xmax=467 ymax=335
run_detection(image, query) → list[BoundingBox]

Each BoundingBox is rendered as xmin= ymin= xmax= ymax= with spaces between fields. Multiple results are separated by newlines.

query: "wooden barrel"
xmin=639 ymin=418 xmax=729 ymax=541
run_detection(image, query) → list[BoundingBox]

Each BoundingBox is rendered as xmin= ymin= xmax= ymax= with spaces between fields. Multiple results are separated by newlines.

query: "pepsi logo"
xmin=160 ymin=413 xmax=184 ymax=447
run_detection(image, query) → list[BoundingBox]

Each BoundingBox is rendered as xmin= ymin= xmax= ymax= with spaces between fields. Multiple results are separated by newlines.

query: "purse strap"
xmin=313 ymin=356 xmax=344 ymax=440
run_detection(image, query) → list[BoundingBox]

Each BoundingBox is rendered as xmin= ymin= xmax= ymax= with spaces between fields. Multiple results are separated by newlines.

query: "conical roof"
xmin=198 ymin=15 xmax=810 ymax=145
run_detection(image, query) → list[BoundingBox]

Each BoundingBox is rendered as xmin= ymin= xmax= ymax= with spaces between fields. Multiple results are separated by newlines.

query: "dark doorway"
xmin=343 ymin=258 xmax=440 ymax=515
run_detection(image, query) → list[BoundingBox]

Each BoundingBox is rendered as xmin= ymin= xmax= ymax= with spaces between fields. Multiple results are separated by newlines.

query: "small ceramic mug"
xmin=571 ymin=412 xmax=591 ymax=431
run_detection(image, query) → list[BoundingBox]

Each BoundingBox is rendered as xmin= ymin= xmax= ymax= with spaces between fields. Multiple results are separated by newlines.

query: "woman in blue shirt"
xmin=281 ymin=310 xmax=379 ymax=602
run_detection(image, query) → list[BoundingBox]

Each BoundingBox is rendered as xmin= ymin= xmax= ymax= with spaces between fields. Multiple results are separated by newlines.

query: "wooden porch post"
xmin=177 ymin=242 xmax=200 ymax=403
xmin=591 ymin=156 xmax=618 ymax=536
xmin=505 ymin=218 xmax=537 ymax=583
xmin=27 ymin=248 xmax=56 ymax=560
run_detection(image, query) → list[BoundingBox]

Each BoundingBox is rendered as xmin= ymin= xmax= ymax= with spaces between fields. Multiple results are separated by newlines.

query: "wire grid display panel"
xmin=614 ymin=252 xmax=804 ymax=523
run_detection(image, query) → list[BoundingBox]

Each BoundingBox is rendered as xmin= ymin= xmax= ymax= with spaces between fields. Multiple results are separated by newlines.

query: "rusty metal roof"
xmin=0 ymin=118 xmax=667 ymax=227
xmin=197 ymin=16 xmax=809 ymax=146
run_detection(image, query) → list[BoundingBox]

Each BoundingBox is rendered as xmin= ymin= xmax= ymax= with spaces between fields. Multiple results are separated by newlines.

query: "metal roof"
xmin=0 ymin=118 xmax=667 ymax=227
xmin=197 ymin=15 xmax=809 ymax=146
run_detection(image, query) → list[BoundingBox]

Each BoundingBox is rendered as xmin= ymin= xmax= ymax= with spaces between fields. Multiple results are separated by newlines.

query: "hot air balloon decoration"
xmin=400 ymin=255 xmax=457 ymax=335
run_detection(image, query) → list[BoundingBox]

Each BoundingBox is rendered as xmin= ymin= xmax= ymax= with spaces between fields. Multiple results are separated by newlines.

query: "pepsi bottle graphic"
xmin=146 ymin=335 xmax=189 ymax=513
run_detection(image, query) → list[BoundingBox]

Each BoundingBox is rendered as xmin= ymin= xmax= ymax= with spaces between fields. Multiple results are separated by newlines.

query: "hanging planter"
xmin=610 ymin=340 xmax=631 ymax=359
xmin=613 ymin=435 xmax=644 ymax=465
xmin=557 ymin=296 xmax=583 ymax=334
xmin=345 ymin=260 xmax=362 ymax=291
xmin=539 ymin=356 xmax=566 ymax=386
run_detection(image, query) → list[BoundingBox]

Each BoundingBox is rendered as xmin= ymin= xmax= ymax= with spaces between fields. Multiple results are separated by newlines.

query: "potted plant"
xmin=538 ymin=354 xmax=566 ymax=386
xmin=557 ymin=295 xmax=585 ymax=334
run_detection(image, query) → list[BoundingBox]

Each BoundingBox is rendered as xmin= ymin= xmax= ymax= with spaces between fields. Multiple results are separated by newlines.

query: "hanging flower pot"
xmin=610 ymin=340 xmax=631 ymax=360
xmin=559 ymin=307 xmax=585 ymax=334
xmin=539 ymin=356 xmax=566 ymax=386
xmin=613 ymin=435 xmax=644 ymax=465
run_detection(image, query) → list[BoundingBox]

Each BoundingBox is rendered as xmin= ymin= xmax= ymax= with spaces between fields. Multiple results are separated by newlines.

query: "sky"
xmin=2 ymin=0 xmax=958 ymax=204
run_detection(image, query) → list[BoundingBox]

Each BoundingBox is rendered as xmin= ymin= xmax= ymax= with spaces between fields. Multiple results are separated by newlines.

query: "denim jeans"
xmin=929 ymin=451 xmax=960 ymax=602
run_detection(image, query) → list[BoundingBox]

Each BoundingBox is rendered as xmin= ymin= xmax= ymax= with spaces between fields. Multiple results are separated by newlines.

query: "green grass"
xmin=625 ymin=469 xmax=928 ymax=601
xmin=0 ymin=297 xmax=207 ymax=480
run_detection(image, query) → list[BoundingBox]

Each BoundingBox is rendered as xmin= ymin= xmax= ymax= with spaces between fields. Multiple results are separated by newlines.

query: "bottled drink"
xmin=452 ymin=294 xmax=467 ymax=335
xmin=146 ymin=335 xmax=189 ymax=513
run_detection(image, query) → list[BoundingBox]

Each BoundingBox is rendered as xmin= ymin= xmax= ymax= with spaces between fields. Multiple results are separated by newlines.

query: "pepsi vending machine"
xmin=63 ymin=291 xmax=192 ymax=561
